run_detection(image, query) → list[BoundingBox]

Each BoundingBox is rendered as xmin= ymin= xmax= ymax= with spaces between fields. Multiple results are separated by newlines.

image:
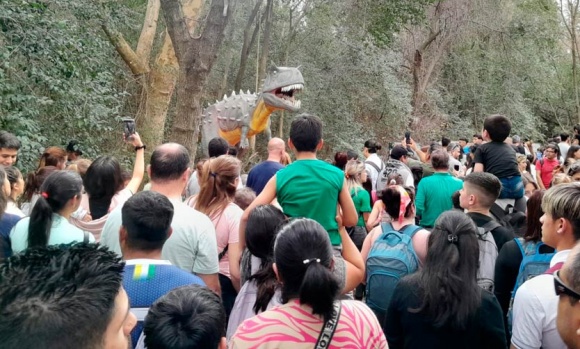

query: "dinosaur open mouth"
xmin=274 ymin=83 xmax=303 ymax=108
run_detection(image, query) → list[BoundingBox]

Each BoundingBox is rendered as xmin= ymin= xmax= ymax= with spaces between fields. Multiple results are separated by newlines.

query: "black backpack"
xmin=490 ymin=200 xmax=526 ymax=235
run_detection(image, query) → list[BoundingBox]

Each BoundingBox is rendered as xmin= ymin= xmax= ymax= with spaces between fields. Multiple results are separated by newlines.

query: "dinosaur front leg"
xmin=239 ymin=124 xmax=250 ymax=149
xmin=264 ymin=117 xmax=272 ymax=140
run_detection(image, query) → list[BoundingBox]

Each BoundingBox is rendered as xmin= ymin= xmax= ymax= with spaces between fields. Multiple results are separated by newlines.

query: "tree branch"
xmin=160 ymin=0 xmax=194 ymax=62
xmin=135 ymin=0 xmax=161 ymax=65
xmin=102 ymin=23 xmax=149 ymax=75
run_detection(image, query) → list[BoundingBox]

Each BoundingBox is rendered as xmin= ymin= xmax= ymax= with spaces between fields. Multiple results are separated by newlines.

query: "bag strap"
xmin=365 ymin=160 xmax=381 ymax=173
xmin=514 ymin=237 xmax=525 ymax=257
xmin=545 ymin=262 xmax=564 ymax=275
xmin=218 ymin=245 xmax=229 ymax=261
xmin=482 ymin=220 xmax=501 ymax=232
xmin=314 ymin=301 xmax=342 ymax=349
xmin=490 ymin=203 xmax=507 ymax=220
xmin=400 ymin=224 xmax=422 ymax=239
xmin=83 ymin=231 xmax=89 ymax=244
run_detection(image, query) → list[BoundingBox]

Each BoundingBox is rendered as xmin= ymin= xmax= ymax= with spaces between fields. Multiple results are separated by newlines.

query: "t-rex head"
xmin=261 ymin=65 xmax=304 ymax=112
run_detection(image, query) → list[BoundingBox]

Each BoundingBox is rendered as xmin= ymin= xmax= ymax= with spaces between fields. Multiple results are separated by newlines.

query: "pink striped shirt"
xmin=230 ymin=299 xmax=388 ymax=349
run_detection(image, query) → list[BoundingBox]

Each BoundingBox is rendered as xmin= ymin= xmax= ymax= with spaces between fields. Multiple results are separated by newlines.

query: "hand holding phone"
xmin=405 ymin=131 xmax=412 ymax=145
xmin=122 ymin=118 xmax=136 ymax=141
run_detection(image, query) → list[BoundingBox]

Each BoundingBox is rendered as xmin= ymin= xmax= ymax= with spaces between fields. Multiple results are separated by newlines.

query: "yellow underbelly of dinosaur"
xmin=218 ymin=101 xmax=274 ymax=146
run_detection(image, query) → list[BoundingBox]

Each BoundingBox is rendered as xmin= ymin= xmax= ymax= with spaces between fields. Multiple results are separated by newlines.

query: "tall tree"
xmin=160 ymin=0 xmax=234 ymax=156
xmin=103 ymin=0 xmax=205 ymax=149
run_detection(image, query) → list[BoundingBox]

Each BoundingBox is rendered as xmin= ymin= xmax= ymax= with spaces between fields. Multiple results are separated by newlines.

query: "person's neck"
xmin=467 ymin=207 xmax=491 ymax=216
xmin=266 ymin=155 xmax=282 ymax=162
xmin=391 ymin=217 xmax=417 ymax=229
xmin=150 ymin=182 xmax=184 ymax=200
xmin=294 ymin=151 xmax=318 ymax=160
xmin=434 ymin=169 xmax=449 ymax=173
xmin=122 ymin=249 xmax=163 ymax=261
xmin=57 ymin=209 xmax=72 ymax=220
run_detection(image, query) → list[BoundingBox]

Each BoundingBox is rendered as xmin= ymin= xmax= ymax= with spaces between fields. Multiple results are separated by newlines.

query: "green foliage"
xmin=360 ymin=0 xmax=438 ymax=46
xmin=0 ymin=0 xmax=136 ymax=171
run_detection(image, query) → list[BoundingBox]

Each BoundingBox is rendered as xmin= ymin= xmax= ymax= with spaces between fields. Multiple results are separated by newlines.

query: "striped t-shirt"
xmin=230 ymin=299 xmax=388 ymax=348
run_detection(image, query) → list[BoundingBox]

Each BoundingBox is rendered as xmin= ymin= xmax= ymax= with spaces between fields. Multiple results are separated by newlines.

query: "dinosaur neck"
xmin=251 ymin=97 xmax=277 ymax=130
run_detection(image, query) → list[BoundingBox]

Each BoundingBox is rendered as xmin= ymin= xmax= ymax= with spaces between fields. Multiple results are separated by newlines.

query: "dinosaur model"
xmin=201 ymin=65 xmax=304 ymax=154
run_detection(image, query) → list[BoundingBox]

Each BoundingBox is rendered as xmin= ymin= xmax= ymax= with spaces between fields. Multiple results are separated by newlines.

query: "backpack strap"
xmin=400 ymin=224 xmax=422 ymax=239
xmin=380 ymin=221 xmax=394 ymax=235
xmin=545 ymin=262 xmax=564 ymax=275
xmin=314 ymin=301 xmax=342 ymax=349
xmin=514 ymin=237 xmax=525 ymax=257
xmin=482 ymin=220 xmax=502 ymax=232
xmin=490 ymin=203 xmax=507 ymax=220
xmin=365 ymin=160 xmax=381 ymax=173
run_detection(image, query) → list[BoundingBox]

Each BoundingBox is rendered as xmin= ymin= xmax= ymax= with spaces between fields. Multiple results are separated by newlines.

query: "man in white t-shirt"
xmin=555 ymin=242 xmax=580 ymax=349
xmin=511 ymin=183 xmax=580 ymax=349
xmin=101 ymin=143 xmax=220 ymax=294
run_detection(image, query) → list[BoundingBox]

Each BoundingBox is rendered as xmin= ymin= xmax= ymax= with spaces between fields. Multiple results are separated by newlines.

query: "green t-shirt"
xmin=350 ymin=187 xmax=371 ymax=227
xmin=276 ymin=159 xmax=344 ymax=245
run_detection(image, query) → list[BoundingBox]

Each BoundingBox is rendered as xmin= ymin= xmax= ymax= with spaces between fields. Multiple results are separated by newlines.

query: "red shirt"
xmin=536 ymin=158 xmax=559 ymax=188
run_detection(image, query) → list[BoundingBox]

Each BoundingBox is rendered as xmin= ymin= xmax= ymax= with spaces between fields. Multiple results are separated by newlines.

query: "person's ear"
xmin=218 ymin=337 xmax=227 ymax=349
xmin=166 ymin=227 xmax=173 ymax=239
xmin=273 ymin=263 xmax=282 ymax=283
xmin=317 ymin=139 xmax=324 ymax=151
xmin=146 ymin=165 xmax=152 ymax=179
xmin=288 ymin=139 xmax=295 ymax=151
xmin=119 ymin=226 xmax=128 ymax=250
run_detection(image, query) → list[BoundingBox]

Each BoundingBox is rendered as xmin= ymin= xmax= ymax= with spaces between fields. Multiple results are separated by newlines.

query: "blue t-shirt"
xmin=246 ymin=161 xmax=284 ymax=195
xmin=123 ymin=259 xmax=205 ymax=347
xmin=0 ymin=213 xmax=22 ymax=259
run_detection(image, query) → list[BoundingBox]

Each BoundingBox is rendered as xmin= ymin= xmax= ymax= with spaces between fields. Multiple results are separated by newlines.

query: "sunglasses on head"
xmin=554 ymin=270 xmax=580 ymax=302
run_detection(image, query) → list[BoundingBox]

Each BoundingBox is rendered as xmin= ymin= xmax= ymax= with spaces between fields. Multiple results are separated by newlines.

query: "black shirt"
xmin=467 ymin=212 xmax=515 ymax=252
xmin=386 ymin=278 xmax=507 ymax=349
xmin=474 ymin=141 xmax=520 ymax=178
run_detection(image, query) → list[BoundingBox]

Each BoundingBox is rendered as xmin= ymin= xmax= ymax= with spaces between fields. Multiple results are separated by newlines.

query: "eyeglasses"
xmin=554 ymin=270 xmax=580 ymax=301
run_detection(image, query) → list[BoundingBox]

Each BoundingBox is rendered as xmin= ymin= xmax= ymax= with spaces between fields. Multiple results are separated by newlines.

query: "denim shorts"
xmin=499 ymin=175 xmax=524 ymax=199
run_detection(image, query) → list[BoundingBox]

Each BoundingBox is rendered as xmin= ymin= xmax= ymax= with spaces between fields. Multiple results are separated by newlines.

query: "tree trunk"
xmin=104 ymin=0 xmax=204 ymax=149
xmin=257 ymin=0 xmax=274 ymax=84
xmin=161 ymin=0 xmax=234 ymax=156
xmin=137 ymin=32 xmax=179 ymax=147
xmin=234 ymin=0 xmax=263 ymax=91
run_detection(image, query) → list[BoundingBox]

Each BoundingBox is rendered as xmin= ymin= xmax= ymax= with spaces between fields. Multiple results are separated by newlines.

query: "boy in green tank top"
xmin=239 ymin=114 xmax=357 ymax=247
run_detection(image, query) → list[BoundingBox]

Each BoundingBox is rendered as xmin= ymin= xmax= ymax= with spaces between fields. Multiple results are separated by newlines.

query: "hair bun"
xmin=376 ymin=144 xmax=382 ymax=150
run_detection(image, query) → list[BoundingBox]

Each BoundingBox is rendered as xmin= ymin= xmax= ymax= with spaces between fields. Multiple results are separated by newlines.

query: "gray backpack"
xmin=476 ymin=220 xmax=501 ymax=292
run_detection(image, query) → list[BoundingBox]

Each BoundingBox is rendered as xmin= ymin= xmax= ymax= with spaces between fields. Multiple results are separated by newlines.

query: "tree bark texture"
xmin=161 ymin=0 xmax=234 ymax=156
xmin=234 ymin=0 xmax=263 ymax=91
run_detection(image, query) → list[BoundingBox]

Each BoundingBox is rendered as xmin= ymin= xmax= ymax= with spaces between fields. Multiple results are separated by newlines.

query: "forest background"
xmin=1 ymin=0 xmax=579 ymax=172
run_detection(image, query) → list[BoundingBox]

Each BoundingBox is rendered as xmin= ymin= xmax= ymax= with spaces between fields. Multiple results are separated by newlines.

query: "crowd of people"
xmin=1 ymin=114 xmax=580 ymax=349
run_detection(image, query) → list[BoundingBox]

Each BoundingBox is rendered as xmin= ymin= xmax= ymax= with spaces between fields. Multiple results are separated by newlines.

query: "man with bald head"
xmin=246 ymin=137 xmax=286 ymax=195
xmin=101 ymin=143 xmax=221 ymax=294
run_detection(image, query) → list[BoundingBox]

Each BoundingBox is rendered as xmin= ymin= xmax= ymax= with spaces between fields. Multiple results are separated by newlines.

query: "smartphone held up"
xmin=122 ymin=118 xmax=136 ymax=141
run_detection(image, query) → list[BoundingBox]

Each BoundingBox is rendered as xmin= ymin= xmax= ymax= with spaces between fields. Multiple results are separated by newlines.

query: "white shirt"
xmin=511 ymin=249 xmax=570 ymax=349
xmin=558 ymin=142 xmax=570 ymax=162
xmin=364 ymin=153 xmax=383 ymax=191
xmin=100 ymin=198 xmax=219 ymax=275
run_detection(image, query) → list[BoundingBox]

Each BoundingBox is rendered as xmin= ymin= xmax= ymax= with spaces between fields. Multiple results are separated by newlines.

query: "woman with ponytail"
xmin=20 ymin=166 xmax=59 ymax=216
xmin=10 ymin=171 xmax=94 ymax=253
xmin=385 ymin=211 xmax=506 ymax=348
xmin=190 ymin=155 xmax=243 ymax=318
xmin=230 ymin=218 xmax=387 ymax=348
xmin=226 ymin=205 xmax=286 ymax=341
